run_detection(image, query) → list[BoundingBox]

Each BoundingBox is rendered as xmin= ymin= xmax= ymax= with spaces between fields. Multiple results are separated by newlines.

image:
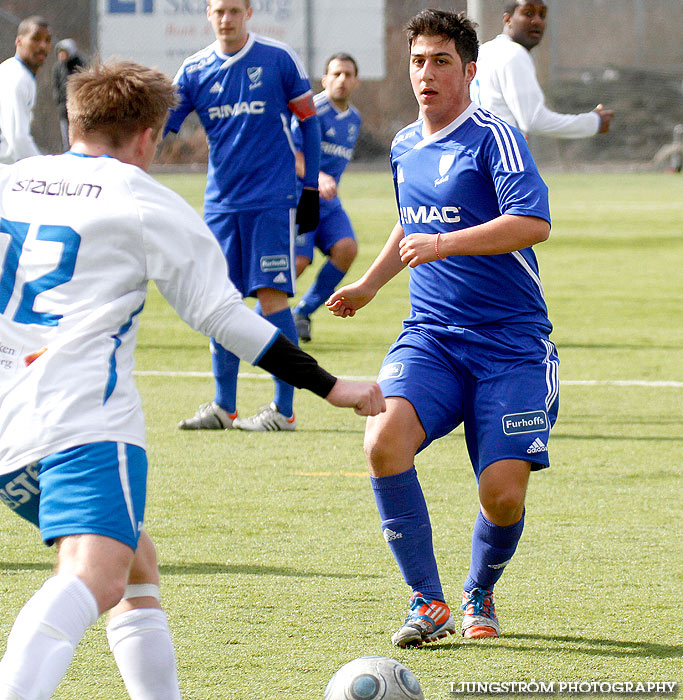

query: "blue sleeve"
xmin=486 ymin=129 xmax=551 ymax=225
xmin=280 ymin=49 xmax=312 ymax=104
xmin=290 ymin=115 xmax=304 ymax=151
xmin=164 ymin=71 xmax=195 ymax=137
xmin=297 ymin=115 xmax=321 ymax=189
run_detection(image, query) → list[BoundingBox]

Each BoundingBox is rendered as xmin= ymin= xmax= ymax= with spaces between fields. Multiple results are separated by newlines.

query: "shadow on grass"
xmin=421 ymin=632 xmax=682 ymax=659
xmin=0 ymin=561 xmax=381 ymax=581
xmin=551 ymin=434 xmax=682 ymax=442
xmin=0 ymin=562 xmax=53 ymax=571
xmin=159 ymin=562 xmax=380 ymax=579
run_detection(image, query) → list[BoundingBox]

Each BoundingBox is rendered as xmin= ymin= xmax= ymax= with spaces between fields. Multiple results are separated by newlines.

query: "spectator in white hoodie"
xmin=472 ymin=0 xmax=613 ymax=139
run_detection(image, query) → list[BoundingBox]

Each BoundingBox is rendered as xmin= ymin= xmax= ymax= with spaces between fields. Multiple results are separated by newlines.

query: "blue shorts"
xmin=377 ymin=325 xmax=560 ymax=476
xmin=295 ymin=198 xmax=355 ymax=261
xmin=205 ymin=207 xmax=296 ymax=297
xmin=0 ymin=442 xmax=147 ymax=550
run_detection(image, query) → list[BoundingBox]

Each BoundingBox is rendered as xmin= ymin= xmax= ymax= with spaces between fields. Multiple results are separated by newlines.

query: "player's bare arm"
xmin=294 ymin=155 xmax=336 ymax=199
xmin=398 ymin=214 xmax=550 ymax=267
xmin=327 ymin=220 xmax=407 ymax=316
xmin=325 ymin=380 xmax=386 ymax=416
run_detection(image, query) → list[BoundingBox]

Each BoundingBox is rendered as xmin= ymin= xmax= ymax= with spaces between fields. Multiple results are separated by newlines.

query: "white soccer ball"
xmin=324 ymin=656 xmax=425 ymax=700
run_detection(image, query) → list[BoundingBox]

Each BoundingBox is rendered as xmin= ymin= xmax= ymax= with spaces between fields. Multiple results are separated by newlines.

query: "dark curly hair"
xmin=406 ymin=9 xmax=479 ymax=67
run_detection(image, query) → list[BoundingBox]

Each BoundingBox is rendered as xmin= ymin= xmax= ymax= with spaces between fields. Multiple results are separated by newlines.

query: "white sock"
xmin=0 ymin=574 xmax=98 ymax=699
xmin=107 ymin=608 xmax=181 ymax=700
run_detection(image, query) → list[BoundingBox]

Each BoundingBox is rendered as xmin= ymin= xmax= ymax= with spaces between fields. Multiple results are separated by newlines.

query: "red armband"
xmin=289 ymin=91 xmax=316 ymax=121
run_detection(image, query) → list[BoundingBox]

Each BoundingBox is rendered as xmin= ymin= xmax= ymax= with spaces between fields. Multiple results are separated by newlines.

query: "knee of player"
xmin=363 ymin=430 xmax=409 ymax=474
xmin=479 ymin=489 xmax=526 ymax=525
xmin=330 ymin=237 xmax=358 ymax=270
xmin=128 ymin=530 xmax=160 ymax=586
xmin=295 ymin=255 xmax=311 ymax=277
xmin=96 ymin=576 xmax=130 ymax=613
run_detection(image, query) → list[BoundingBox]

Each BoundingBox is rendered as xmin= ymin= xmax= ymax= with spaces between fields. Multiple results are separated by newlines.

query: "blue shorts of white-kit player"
xmin=0 ymin=442 xmax=147 ymax=550
xmin=205 ymin=208 xmax=296 ymax=297
xmin=377 ymin=325 xmax=560 ymax=475
xmin=295 ymin=197 xmax=355 ymax=261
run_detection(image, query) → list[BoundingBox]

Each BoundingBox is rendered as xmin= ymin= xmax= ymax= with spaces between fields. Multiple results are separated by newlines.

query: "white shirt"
xmin=0 ymin=57 xmax=41 ymax=164
xmin=0 ymin=153 xmax=278 ymax=474
xmin=472 ymin=34 xmax=600 ymax=139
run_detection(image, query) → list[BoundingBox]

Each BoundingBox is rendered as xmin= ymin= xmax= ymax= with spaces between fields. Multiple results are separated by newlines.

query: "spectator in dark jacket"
xmin=52 ymin=38 xmax=85 ymax=149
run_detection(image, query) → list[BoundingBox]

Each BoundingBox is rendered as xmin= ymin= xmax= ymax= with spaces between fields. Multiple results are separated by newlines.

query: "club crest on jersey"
xmin=247 ymin=66 xmax=263 ymax=89
xmin=348 ymin=124 xmax=357 ymax=141
xmin=435 ymin=153 xmax=455 ymax=186
xmin=502 ymin=410 xmax=548 ymax=435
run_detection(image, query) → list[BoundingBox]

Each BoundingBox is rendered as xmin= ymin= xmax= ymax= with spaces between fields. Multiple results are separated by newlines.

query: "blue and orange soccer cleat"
xmin=461 ymin=588 xmax=500 ymax=638
xmin=391 ymin=592 xmax=456 ymax=648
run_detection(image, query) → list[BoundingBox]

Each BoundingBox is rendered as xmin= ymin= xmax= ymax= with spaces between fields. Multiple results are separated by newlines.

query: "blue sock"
xmin=260 ymin=307 xmax=297 ymax=417
xmin=464 ymin=510 xmax=525 ymax=592
xmin=211 ymin=338 xmax=239 ymax=415
xmin=295 ymin=260 xmax=346 ymax=318
xmin=370 ymin=467 xmax=444 ymax=602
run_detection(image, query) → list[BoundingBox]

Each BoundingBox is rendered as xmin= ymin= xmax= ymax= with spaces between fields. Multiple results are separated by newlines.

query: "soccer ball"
xmin=324 ymin=656 xmax=425 ymax=700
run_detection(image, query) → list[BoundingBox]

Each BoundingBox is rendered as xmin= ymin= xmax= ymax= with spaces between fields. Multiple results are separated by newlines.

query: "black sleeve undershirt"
xmin=256 ymin=332 xmax=337 ymax=399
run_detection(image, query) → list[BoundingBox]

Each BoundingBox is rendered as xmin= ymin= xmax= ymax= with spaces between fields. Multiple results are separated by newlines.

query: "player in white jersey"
xmin=329 ymin=10 xmax=559 ymax=647
xmin=0 ymin=61 xmax=383 ymax=699
xmin=166 ymin=0 xmax=323 ymax=432
xmin=290 ymin=53 xmax=362 ymax=343
xmin=471 ymin=0 xmax=613 ymax=139
xmin=0 ymin=16 xmax=51 ymax=164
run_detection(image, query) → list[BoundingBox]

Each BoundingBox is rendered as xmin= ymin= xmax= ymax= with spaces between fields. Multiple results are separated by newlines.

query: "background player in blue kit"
xmin=328 ymin=10 xmax=560 ymax=647
xmin=166 ymin=0 xmax=322 ymax=432
xmin=290 ymin=53 xmax=362 ymax=343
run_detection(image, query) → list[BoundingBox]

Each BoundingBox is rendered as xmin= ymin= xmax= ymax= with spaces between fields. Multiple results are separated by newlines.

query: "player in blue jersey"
xmin=290 ymin=53 xmax=362 ymax=343
xmin=166 ymin=0 xmax=322 ymax=432
xmin=328 ymin=9 xmax=560 ymax=647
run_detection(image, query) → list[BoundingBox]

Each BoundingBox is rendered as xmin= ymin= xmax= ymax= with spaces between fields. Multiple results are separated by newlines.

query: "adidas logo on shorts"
xmin=526 ymin=437 xmax=547 ymax=454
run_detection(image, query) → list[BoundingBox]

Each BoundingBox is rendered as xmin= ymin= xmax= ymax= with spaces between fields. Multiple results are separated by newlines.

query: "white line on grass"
xmin=133 ymin=370 xmax=682 ymax=387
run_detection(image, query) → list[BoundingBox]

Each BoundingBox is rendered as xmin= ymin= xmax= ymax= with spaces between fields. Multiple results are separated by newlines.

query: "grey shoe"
xmin=293 ymin=312 xmax=312 ymax=342
xmin=391 ymin=592 xmax=456 ymax=648
xmin=233 ymin=402 xmax=297 ymax=432
xmin=178 ymin=401 xmax=235 ymax=430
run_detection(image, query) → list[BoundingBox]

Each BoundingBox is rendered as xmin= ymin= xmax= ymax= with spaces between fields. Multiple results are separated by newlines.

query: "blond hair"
xmin=67 ymin=61 xmax=178 ymax=148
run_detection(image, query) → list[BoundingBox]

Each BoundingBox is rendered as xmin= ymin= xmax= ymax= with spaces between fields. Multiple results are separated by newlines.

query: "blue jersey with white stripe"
xmin=293 ymin=92 xmax=361 ymax=185
xmin=392 ymin=103 xmax=552 ymax=335
xmin=165 ymin=34 xmax=313 ymax=212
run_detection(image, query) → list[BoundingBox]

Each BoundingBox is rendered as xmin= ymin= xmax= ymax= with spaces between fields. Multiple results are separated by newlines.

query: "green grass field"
xmin=0 ymin=171 xmax=681 ymax=699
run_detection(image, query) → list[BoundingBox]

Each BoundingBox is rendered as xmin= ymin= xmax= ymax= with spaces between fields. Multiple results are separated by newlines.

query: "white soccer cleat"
xmin=177 ymin=401 xmax=236 ymax=430
xmin=233 ymin=402 xmax=297 ymax=432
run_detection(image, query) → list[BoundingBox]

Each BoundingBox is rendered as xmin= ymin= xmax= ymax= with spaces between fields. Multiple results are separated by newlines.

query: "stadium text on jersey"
xmin=12 ymin=179 xmax=103 ymax=199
